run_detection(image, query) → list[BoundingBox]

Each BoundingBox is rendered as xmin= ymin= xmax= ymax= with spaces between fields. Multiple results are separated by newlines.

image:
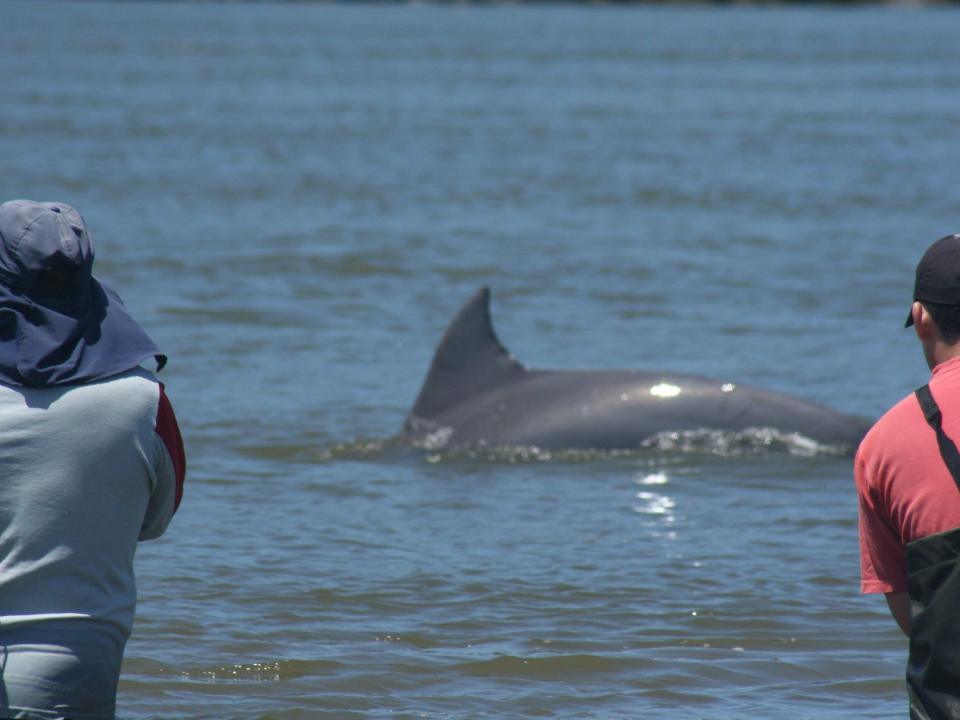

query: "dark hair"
xmin=923 ymin=302 xmax=960 ymax=344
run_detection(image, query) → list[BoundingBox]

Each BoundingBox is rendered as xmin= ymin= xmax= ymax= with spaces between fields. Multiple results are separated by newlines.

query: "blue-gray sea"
xmin=3 ymin=1 xmax=960 ymax=717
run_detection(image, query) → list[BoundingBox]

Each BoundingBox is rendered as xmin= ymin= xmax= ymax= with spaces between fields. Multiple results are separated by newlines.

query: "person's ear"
xmin=911 ymin=301 xmax=925 ymax=331
xmin=913 ymin=301 xmax=937 ymax=340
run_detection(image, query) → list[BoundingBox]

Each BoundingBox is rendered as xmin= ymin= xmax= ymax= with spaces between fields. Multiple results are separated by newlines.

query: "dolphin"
xmin=400 ymin=287 xmax=872 ymax=453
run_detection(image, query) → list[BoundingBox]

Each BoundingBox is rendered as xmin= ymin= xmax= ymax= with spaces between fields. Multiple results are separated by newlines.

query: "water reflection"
xmin=633 ymin=472 xmax=676 ymax=522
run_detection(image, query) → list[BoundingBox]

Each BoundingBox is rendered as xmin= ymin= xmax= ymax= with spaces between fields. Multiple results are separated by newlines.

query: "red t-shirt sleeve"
xmin=856 ymin=447 xmax=908 ymax=593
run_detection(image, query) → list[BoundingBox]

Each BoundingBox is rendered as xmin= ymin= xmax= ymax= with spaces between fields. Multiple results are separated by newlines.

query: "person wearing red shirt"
xmin=856 ymin=233 xmax=960 ymax=720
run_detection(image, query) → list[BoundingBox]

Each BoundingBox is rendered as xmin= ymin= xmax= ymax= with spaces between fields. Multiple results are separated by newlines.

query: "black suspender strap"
xmin=915 ymin=384 xmax=960 ymax=492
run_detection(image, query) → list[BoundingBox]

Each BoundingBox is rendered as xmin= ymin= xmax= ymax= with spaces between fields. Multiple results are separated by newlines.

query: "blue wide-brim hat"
xmin=0 ymin=199 xmax=165 ymax=387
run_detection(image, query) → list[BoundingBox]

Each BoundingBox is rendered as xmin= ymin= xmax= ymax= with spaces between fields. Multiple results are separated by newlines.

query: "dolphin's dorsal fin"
xmin=407 ymin=287 xmax=527 ymax=421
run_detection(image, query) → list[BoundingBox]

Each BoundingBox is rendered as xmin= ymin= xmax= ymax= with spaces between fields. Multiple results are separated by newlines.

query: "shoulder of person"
xmin=859 ymin=390 xmax=928 ymax=455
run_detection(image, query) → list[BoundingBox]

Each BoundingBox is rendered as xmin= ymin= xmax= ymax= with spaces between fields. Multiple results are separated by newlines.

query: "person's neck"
xmin=931 ymin=342 xmax=960 ymax=369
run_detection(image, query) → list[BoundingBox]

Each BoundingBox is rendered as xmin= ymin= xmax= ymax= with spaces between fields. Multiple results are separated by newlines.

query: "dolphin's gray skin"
xmin=400 ymin=287 xmax=872 ymax=452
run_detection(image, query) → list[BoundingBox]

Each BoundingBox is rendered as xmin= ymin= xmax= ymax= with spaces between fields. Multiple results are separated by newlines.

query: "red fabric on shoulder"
xmin=156 ymin=384 xmax=186 ymax=511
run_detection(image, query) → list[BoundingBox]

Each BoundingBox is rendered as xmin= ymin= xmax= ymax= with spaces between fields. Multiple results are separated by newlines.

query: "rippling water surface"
xmin=3 ymin=1 xmax=960 ymax=717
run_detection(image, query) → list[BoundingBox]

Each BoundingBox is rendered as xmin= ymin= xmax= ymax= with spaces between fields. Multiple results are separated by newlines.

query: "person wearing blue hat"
xmin=0 ymin=200 xmax=186 ymax=719
xmin=856 ymin=234 xmax=960 ymax=719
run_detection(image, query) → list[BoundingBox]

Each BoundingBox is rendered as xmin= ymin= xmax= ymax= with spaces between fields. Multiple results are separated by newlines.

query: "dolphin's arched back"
xmin=402 ymin=287 xmax=872 ymax=452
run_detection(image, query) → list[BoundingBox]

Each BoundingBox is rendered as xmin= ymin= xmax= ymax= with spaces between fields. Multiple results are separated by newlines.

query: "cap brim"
xmin=906 ymin=307 xmax=915 ymax=328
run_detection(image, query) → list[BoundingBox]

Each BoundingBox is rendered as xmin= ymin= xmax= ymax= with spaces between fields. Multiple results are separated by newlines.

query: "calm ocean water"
xmin=3 ymin=0 xmax=960 ymax=717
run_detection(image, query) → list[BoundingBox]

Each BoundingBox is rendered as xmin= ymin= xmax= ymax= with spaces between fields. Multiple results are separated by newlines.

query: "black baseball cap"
xmin=906 ymin=234 xmax=960 ymax=327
